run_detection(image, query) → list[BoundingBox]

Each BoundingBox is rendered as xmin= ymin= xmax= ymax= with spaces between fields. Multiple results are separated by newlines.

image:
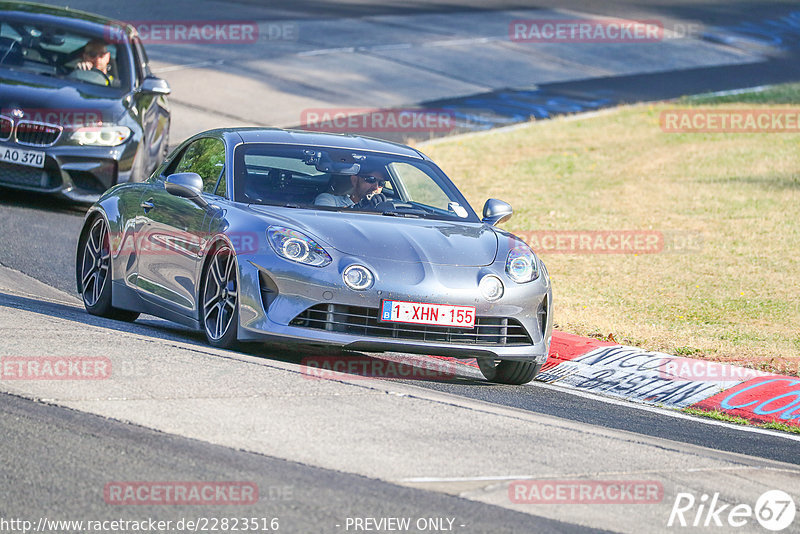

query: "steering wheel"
xmin=90 ymin=67 xmax=111 ymax=85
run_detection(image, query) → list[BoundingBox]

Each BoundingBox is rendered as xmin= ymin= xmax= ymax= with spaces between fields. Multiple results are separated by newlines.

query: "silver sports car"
xmin=76 ymin=128 xmax=553 ymax=384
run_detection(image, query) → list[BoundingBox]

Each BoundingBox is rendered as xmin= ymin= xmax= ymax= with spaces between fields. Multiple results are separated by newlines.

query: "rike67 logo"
xmin=668 ymin=490 xmax=796 ymax=531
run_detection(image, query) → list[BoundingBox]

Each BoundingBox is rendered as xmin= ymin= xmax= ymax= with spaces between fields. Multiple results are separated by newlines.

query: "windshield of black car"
xmin=232 ymin=144 xmax=479 ymax=222
xmin=0 ymin=21 xmax=130 ymax=92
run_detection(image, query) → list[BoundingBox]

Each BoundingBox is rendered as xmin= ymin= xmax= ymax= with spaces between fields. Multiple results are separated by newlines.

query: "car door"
xmin=130 ymin=36 xmax=170 ymax=175
xmin=136 ymin=136 xmax=226 ymax=316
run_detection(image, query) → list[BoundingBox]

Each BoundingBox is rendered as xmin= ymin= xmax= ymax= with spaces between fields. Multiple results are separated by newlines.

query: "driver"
xmin=75 ymin=39 xmax=112 ymax=81
xmin=315 ymin=169 xmax=388 ymax=209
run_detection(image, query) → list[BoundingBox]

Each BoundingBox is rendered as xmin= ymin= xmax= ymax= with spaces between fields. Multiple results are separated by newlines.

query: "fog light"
xmin=479 ymin=275 xmax=504 ymax=301
xmin=343 ymin=265 xmax=374 ymax=290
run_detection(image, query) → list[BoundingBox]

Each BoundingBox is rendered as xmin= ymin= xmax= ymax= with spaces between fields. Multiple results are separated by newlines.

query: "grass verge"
xmin=419 ymin=84 xmax=800 ymax=376
xmin=682 ymin=407 xmax=800 ymax=434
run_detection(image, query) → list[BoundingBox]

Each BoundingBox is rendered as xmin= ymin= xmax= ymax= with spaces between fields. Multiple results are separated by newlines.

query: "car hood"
xmin=249 ymin=206 xmax=499 ymax=266
xmin=0 ymin=71 xmax=127 ymax=124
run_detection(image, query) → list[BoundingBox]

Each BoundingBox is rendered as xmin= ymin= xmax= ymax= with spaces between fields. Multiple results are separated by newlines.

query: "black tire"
xmin=477 ymin=358 xmax=542 ymax=385
xmin=201 ymin=243 xmax=240 ymax=349
xmin=78 ymin=216 xmax=140 ymax=322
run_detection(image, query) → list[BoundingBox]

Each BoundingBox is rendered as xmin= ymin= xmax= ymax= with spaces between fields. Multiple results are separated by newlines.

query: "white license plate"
xmin=381 ymin=300 xmax=476 ymax=328
xmin=0 ymin=145 xmax=45 ymax=168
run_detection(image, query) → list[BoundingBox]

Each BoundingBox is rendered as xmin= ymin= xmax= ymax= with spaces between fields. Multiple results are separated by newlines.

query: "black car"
xmin=0 ymin=1 xmax=170 ymax=201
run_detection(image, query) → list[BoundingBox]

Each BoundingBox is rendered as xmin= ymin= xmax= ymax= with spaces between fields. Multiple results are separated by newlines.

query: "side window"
xmin=171 ymin=138 xmax=226 ymax=196
xmin=130 ymin=40 xmax=143 ymax=84
xmin=130 ymin=37 xmax=151 ymax=83
xmin=389 ymin=162 xmax=451 ymax=210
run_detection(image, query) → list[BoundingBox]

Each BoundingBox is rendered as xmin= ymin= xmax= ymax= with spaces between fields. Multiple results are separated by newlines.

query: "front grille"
xmin=15 ymin=120 xmax=61 ymax=147
xmin=0 ymin=161 xmax=60 ymax=189
xmin=0 ymin=116 xmax=11 ymax=141
xmin=291 ymin=304 xmax=532 ymax=345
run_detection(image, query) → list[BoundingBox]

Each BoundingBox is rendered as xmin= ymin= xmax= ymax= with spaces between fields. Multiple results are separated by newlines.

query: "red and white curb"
xmin=432 ymin=331 xmax=800 ymax=429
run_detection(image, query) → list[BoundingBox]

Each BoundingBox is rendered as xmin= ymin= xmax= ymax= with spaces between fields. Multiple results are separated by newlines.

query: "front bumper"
xmin=234 ymin=250 xmax=553 ymax=363
xmin=0 ymin=140 xmax=135 ymax=202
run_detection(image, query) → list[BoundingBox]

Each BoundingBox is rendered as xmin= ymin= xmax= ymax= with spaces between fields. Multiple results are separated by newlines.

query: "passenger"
xmin=315 ymin=170 xmax=388 ymax=209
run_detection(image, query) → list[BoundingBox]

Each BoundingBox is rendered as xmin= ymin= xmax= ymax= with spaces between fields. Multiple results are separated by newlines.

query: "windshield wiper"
xmin=380 ymin=207 xmax=427 ymax=218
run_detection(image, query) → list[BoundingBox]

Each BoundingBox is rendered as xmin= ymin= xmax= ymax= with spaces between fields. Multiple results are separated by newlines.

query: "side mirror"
xmin=165 ymin=172 xmax=208 ymax=208
xmin=482 ymin=198 xmax=513 ymax=226
xmin=140 ymin=76 xmax=171 ymax=95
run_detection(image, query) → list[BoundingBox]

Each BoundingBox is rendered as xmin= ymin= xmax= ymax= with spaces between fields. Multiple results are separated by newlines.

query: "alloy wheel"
xmin=80 ymin=218 xmax=110 ymax=307
xmin=203 ymin=245 xmax=238 ymax=341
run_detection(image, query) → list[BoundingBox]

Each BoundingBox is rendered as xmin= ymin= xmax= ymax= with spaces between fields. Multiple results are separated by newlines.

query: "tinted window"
xmin=130 ymin=37 xmax=151 ymax=82
xmin=172 ymin=138 xmax=226 ymax=195
xmin=0 ymin=21 xmax=131 ymax=91
xmin=389 ymin=162 xmax=452 ymax=211
xmin=232 ymin=143 xmax=478 ymax=221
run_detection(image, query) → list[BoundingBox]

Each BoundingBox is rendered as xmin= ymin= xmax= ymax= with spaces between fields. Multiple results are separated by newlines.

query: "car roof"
xmin=222 ymin=128 xmax=427 ymax=159
xmin=0 ymin=1 xmax=134 ymax=39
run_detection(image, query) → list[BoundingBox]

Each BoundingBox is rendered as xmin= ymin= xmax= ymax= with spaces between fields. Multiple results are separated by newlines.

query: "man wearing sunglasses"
xmin=315 ymin=170 xmax=388 ymax=209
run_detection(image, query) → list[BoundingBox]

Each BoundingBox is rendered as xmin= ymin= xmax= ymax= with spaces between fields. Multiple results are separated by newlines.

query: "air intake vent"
xmin=291 ymin=304 xmax=532 ymax=345
xmin=257 ymin=270 xmax=279 ymax=312
xmin=538 ymin=294 xmax=548 ymax=337
xmin=0 ymin=161 xmax=60 ymax=189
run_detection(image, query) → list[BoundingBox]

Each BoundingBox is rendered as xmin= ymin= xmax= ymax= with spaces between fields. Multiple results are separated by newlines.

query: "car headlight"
xmin=267 ymin=226 xmax=331 ymax=267
xmin=506 ymin=245 xmax=539 ymax=283
xmin=68 ymin=126 xmax=131 ymax=146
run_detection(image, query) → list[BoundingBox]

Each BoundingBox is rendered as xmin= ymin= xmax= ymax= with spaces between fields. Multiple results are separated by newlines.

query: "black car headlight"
xmin=67 ymin=125 xmax=132 ymax=146
xmin=506 ymin=244 xmax=539 ymax=283
xmin=267 ymin=226 xmax=332 ymax=267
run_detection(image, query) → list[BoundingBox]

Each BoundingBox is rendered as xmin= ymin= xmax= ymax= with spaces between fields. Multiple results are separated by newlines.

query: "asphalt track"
xmin=390 ymin=369 xmax=800 ymax=465
xmin=1 ymin=392 xmax=593 ymax=534
xmin=2 ymin=1 xmax=800 ymax=532
xmin=1 ymin=283 xmax=798 ymax=533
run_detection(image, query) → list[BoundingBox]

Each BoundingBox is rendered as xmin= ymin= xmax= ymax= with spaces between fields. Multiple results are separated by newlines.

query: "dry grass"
xmin=417 ymin=87 xmax=800 ymax=376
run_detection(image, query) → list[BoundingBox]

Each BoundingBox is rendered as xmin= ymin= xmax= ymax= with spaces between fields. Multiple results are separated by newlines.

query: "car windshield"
xmin=0 ymin=20 xmax=130 ymax=92
xmin=233 ymin=143 xmax=480 ymax=222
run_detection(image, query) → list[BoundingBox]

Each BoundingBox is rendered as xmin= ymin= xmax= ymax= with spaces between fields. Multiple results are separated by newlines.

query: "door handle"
xmin=141 ymin=199 xmax=154 ymax=212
